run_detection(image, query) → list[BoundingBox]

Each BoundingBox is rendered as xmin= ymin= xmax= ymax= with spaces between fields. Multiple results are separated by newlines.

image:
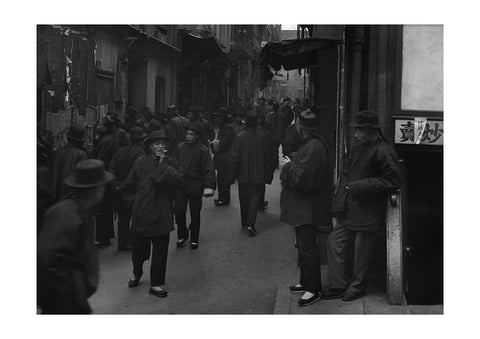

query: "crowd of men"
xmin=37 ymin=96 xmax=402 ymax=313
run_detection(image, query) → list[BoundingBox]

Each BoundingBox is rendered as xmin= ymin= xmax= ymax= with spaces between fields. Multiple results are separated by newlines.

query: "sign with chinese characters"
xmin=394 ymin=118 xmax=443 ymax=145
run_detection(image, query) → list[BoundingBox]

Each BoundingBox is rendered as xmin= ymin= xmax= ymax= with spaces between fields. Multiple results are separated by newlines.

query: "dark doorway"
xmin=402 ymin=149 xmax=443 ymax=304
xmin=155 ymin=76 xmax=166 ymax=113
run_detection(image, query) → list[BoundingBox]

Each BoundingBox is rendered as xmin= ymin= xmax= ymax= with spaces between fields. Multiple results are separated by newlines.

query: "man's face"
xmin=354 ymin=127 xmax=369 ymax=144
xmin=185 ymin=129 xmax=198 ymax=144
xmin=150 ymin=139 xmax=167 ymax=155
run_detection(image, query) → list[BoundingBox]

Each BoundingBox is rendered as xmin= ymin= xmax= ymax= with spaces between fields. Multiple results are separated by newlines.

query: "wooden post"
xmin=386 ymin=189 xmax=403 ymax=304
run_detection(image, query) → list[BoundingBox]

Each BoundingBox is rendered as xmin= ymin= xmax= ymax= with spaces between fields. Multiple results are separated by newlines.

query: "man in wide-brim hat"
xmin=324 ymin=109 xmax=402 ymax=302
xmin=171 ymin=121 xmax=216 ymax=249
xmin=51 ymin=123 xmax=88 ymax=201
xmin=38 ymin=159 xmax=113 ymax=314
xmin=108 ymin=127 xmax=146 ymax=251
xmin=124 ymin=129 xmax=181 ymax=298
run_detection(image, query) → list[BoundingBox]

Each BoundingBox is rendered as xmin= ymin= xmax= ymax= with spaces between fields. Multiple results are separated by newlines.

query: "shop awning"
xmin=180 ymin=32 xmax=232 ymax=65
xmin=258 ymin=38 xmax=335 ymax=71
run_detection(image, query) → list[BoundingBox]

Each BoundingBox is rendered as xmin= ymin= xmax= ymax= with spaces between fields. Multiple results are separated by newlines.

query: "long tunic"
xmin=51 ymin=144 xmax=87 ymax=201
xmin=231 ymin=126 xmax=274 ymax=184
xmin=280 ymin=136 xmax=332 ymax=229
xmin=125 ymin=155 xmax=180 ymax=237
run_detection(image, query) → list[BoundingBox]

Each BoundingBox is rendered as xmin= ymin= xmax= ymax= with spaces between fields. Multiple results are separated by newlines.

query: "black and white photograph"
xmin=3 ymin=0 xmax=479 ymax=337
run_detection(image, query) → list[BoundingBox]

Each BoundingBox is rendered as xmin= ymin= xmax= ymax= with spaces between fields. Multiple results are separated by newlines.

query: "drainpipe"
xmin=349 ymin=25 xmax=365 ymax=125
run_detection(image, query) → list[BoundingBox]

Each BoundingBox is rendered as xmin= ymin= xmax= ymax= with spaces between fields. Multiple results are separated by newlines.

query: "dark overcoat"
xmin=280 ymin=136 xmax=332 ymax=229
xmin=37 ymin=199 xmax=99 ymax=313
xmin=332 ymin=138 xmax=402 ymax=231
xmin=125 ymin=155 xmax=180 ymax=237
xmin=212 ymin=123 xmax=235 ymax=180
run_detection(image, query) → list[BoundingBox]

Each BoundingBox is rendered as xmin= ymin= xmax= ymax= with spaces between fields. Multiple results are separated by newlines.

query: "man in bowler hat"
xmin=324 ymin=110 xmax=402 ymax=301
xmin=108 ymin=127 xmax=146 ymax=251
xmin=171 ymin=121 xmax=216 ymax=249
xmin=38 ymin=159 xmax=113 ymax=313
xmin=210 ymin=107 xmax=236 ymax=206
xmin=231 ymin=110 xmax=274 ymax=236
xmin=280 ymin=109 xmax=332 ymax=306
xmin=125 ymin=129 xmax=180 ymax=297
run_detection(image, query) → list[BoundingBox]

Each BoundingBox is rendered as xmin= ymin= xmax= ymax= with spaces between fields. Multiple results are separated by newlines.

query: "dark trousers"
xmin=238 ymin=183 xmax=263 ymax=227
xmin=216 ymin=168 xmax=231 ymax=203
xmin=327 ymin=222 xmax=376 ymax=293
xmin=259 ymin=184 xmax=266 ymax=206
xmin=175 ymin=189 xmax=202 ymax=243
xmin=296 ymin=225 xmax=322 ymax=293
xmin=131 ymin=233 xmax=170 ymax=286
xmin=116 ymin=202 xmax=132 ymax=249
xmin=95 ymin=188 xmax=114 ymax=243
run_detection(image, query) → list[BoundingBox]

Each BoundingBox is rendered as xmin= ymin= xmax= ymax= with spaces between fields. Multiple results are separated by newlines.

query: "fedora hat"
xmin=184 ymin=121 xmax=202 ymax=135
xmin=129 ymin=127 xmax=146 ymax=140
xmin=350 ymin=110 xmax=384 ymax=128
xmin=145 ymin=129 xmax=169 ymax=145
xmin=298 ymin=109 xmax=317 ymax=129
xmin=65 ymin=159 xmax=113 ymax=188
xmin=213 ymin=107 xmax=228 ymax=117
xmin=67 ymin=124 xmax=87 ymax=142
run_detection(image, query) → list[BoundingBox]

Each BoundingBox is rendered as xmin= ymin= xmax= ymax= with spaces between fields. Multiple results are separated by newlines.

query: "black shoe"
xmin=176 ymin=237 xmax=189 ymax=248
xmin=149 ymin=288 xmax=168 ymax=298
xmin=214 ymin=199 xmax=229 ymax=206
xmin=298 ymin=292 xmax=321 ymax=307
xmin=258 ymin=201 xmax=268 ymax=211
xmin=342 ymin=290 xmax=364 ymax=301
xmin=289 ymin=285 xmax=306 ymax=294
xmin=322 ymin=288 xmax=347 ymax=299
xmin=128 ymin=275 xmax=142 ymax=288
xmin=247 ymin=226 xmax=257 ymax=237
xmin=96 ymin=240 xmax=111 ymax=249
xmin=190 ymin=242 xmax=198 ymax=249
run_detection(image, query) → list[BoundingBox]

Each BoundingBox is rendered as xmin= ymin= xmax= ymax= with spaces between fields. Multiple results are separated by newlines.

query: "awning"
xmin=258 ymin=38 xmax=335 ymax=71
xmin=180 ymin=32 xmax=232 ymax=66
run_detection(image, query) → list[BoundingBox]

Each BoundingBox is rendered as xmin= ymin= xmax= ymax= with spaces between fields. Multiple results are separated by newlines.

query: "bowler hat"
xmin=65 ymin=159 xmax=113 ymax=188
xmin=298 ymin=109 xmax=317 ymax=129
xmin=184 ymin=121 xmax=202 ymax=135
xmin=145 ymin=129 xmax=169 ymax=145
xmin=67 ymin=124 xmax=87 ymax=142
xmin=213 ymin=107 xmax=228 ymax=117
xmin=129 ymin=127 xmax=146 ymax=140
xmin=350 ymin=110 xmax=383 ymax=128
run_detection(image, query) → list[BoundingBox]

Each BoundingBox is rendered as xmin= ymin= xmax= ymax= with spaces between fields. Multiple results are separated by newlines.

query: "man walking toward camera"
xmin=171 ymin=121 xmax=216 ymax=249
xmin=125 ymin=130 xmax=180 ymax=298
xmin=324 ymin=110 xmax=402 ymax=302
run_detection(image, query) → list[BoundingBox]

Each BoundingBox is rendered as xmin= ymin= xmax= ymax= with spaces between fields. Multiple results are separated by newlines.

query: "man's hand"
xmin=332 ymin=217 xmax=339 ymax=228
xmin=281 ymin=155 xmax=291 ymax=166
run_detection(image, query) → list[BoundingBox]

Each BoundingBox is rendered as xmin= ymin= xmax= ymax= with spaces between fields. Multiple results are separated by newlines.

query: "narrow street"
xmin=89 ymin=168 xmax=299 ymax=314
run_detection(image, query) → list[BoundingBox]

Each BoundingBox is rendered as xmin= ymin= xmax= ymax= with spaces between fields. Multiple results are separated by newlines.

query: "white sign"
xmin=394 ymin=119 xmax=443 ymax=145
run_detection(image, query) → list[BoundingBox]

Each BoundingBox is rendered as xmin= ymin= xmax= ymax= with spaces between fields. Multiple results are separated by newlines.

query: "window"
xmin=155 ymin=76 xmax=166 ymax=112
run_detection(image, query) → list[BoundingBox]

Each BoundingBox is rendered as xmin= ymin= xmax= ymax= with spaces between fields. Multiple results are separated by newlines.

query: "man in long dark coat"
xmin=38 ymin=159 xmax=113 ymax=313
xmin=92 ymin=113 xmax=129 ymax=247
xmin=124 ymin=130 xmax=180 ymax=297
xmin=50 ymin=124 xmax=88 ymax=201
xmin=231 ymin=110 xmax=274 ymax=236
xmin=324 ymin=110 xmax=402 ymax=301
xmin=167 ymin=105 xmax=189 ymax=146
xmin=108 ymin=127 xmax=146 ymax=251
xmin=210 ymin=107 xmax=236 ymax=206
xmin=171 ymin=121 xmax=216 ymax=249
xmin=280 ymin=110 xmax=332 ymax=307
